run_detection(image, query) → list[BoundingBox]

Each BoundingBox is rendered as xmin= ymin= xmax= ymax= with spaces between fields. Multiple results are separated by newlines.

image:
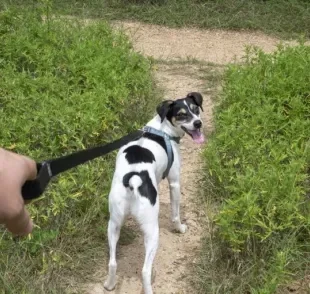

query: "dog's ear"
xmin=156 ymin=100 xmax=174 ymax=122
xmin=187 ymin=92 xmax=203 ymax=111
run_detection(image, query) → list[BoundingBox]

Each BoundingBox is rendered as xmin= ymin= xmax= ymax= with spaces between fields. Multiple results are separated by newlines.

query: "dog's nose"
xmin=194 ymin=120 xmax=202 ymax=129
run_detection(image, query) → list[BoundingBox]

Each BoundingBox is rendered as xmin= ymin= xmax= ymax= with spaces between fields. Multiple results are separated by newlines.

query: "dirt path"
xmin=112 ymin=21 xmax=299 ymax=64
xmin=85 ymin=21 xmax=296 ymax=294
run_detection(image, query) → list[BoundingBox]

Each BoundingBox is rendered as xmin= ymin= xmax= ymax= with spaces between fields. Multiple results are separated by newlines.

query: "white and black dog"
xmin=104 ymin=92 xmax=205 ymax=294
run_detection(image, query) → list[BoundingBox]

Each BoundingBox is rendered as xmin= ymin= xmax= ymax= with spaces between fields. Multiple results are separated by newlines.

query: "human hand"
xmin=0 ymin=148 xmax=37 ymax=236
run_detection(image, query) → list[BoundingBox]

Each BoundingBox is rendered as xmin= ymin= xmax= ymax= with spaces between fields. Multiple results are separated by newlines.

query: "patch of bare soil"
xmin=113 ymin=21 xmax=301 ymax=65
xmin=84 ymin=21 xmax=304 ymax=294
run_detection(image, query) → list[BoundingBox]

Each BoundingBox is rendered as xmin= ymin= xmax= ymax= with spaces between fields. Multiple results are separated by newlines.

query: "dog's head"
xmin=156 ymin=92 xmax=204 ymax=144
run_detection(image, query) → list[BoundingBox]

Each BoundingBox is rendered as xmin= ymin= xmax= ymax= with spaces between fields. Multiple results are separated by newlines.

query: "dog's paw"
xmin=104 ymin=280 xmax=116 ymax=291
xmin=179 ymin=223 xmax=187 ymax=234
xmin=175 ymin=223 xmax=187 ymax=234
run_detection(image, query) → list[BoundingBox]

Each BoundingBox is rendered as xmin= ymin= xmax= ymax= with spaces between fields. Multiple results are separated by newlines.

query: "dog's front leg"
xmin=168 ymin=173 xmax=187 ymax=234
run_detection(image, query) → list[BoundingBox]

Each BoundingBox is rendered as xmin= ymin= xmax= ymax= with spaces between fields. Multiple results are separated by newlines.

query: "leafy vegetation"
xmin=2 ymin=0 xmax=310 ymax=38
xmin=200 ymin=44 xmax=310 ymax=293
xmin=0 ymin=8 xmax=159 ymax=293
xmin=1 ymin=1 xmax=310 ymax=293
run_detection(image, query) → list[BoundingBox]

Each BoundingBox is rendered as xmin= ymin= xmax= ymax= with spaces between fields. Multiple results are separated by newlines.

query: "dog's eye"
xmin=192 ymin=106 xmax=199 ymax=114
xmin=176 ymin=113 xmax=187 ymax=120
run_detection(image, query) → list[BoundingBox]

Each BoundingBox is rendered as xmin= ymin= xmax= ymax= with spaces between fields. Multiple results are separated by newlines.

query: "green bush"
xmin=0 ymin=8 xmax=159 ymax=293
xmin=202 ymin=44 xmax=310 ymax=292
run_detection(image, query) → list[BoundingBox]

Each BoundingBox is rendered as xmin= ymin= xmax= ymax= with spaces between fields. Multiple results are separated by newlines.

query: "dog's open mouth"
xmin=182 ymin=127 xmax=205 ymax=144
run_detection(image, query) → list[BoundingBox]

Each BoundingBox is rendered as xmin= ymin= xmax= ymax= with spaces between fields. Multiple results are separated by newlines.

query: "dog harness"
xmin=142 ymin=126 xmax=180 ymax=179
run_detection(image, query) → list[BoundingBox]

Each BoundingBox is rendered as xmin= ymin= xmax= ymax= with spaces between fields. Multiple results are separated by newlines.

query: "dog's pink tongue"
xmin=190 ymin=130 xmax=205 ymax=144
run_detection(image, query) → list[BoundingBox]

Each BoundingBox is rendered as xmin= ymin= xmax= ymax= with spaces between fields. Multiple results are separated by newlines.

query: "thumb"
xmin=20 ymin=155 xmax=37 ymax=182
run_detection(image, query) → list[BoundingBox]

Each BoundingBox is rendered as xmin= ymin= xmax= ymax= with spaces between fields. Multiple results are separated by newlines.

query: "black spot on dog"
xmin=142 ymin=133 xmax=166 ymax=154
xmin=123 ymin=170 xmax=157 ymax=205
xmin=124 ymin=145 xmax=155 ymax=164
xmin=123 ymin=172 xmax=138 ymax=190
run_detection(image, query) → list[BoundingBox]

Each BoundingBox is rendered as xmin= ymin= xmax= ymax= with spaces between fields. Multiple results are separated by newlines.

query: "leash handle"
xmin=22 ymin=162 xmax=52 ymax=200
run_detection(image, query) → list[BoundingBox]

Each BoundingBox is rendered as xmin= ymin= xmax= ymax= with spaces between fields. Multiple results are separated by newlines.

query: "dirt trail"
xmin=85 ymin=21 xmax=295 ymax=294
xmin=113 ymin=21 xmax=299 ymax=64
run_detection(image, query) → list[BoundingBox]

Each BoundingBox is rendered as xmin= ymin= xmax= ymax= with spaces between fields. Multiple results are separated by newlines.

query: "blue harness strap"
xmin=142 ymin=126 xmax=180 ymax=179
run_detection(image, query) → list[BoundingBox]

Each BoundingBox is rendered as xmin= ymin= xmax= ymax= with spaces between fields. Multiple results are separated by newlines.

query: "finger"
xmin=5 ymin=204 xmax=33 ymax=236
xmin=5 ymin=149 xmax=37 ymax=182
xmin=20 ymin=158 xmax=37 ymax=204
xmin=21 ymin=156 xmax=37 ymax=181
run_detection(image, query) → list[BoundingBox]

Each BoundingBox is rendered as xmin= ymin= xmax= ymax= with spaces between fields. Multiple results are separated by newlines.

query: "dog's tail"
xmin=123 ymin=172 xmax=142 ymax=198
xmin=128 ymin=175 xmax=142 ymax=196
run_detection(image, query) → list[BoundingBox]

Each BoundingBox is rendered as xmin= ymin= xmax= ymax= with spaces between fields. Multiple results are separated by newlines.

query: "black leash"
xmin=21 ymin=130 xmax=143 ymax=200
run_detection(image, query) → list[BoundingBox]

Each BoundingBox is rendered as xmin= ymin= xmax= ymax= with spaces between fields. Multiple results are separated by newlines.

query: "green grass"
xmin=2 ymin=0 xmax=310 ymax=39
xmin=0 ymin=8 xmax=160 ymax=293
xmin=199 ymin=44 xmax=310 ymax=293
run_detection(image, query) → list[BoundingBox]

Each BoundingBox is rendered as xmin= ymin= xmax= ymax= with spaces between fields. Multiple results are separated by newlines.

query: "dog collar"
xmin=142 ymin=126 xmax=180 ymax=179
xmin=142 ymin=126 xmax=181 ymax=144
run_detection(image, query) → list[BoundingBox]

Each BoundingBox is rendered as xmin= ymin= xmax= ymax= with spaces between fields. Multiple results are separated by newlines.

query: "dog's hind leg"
xmin=104 ymin=186 xmax=127 ymax=291
xmin=141 ymin=221 xmax=159 ymax=294
xmin=104 ymin=218 xmax=121 ymax=291
xmin=127 ymin=171 xmax=159 ymax=293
